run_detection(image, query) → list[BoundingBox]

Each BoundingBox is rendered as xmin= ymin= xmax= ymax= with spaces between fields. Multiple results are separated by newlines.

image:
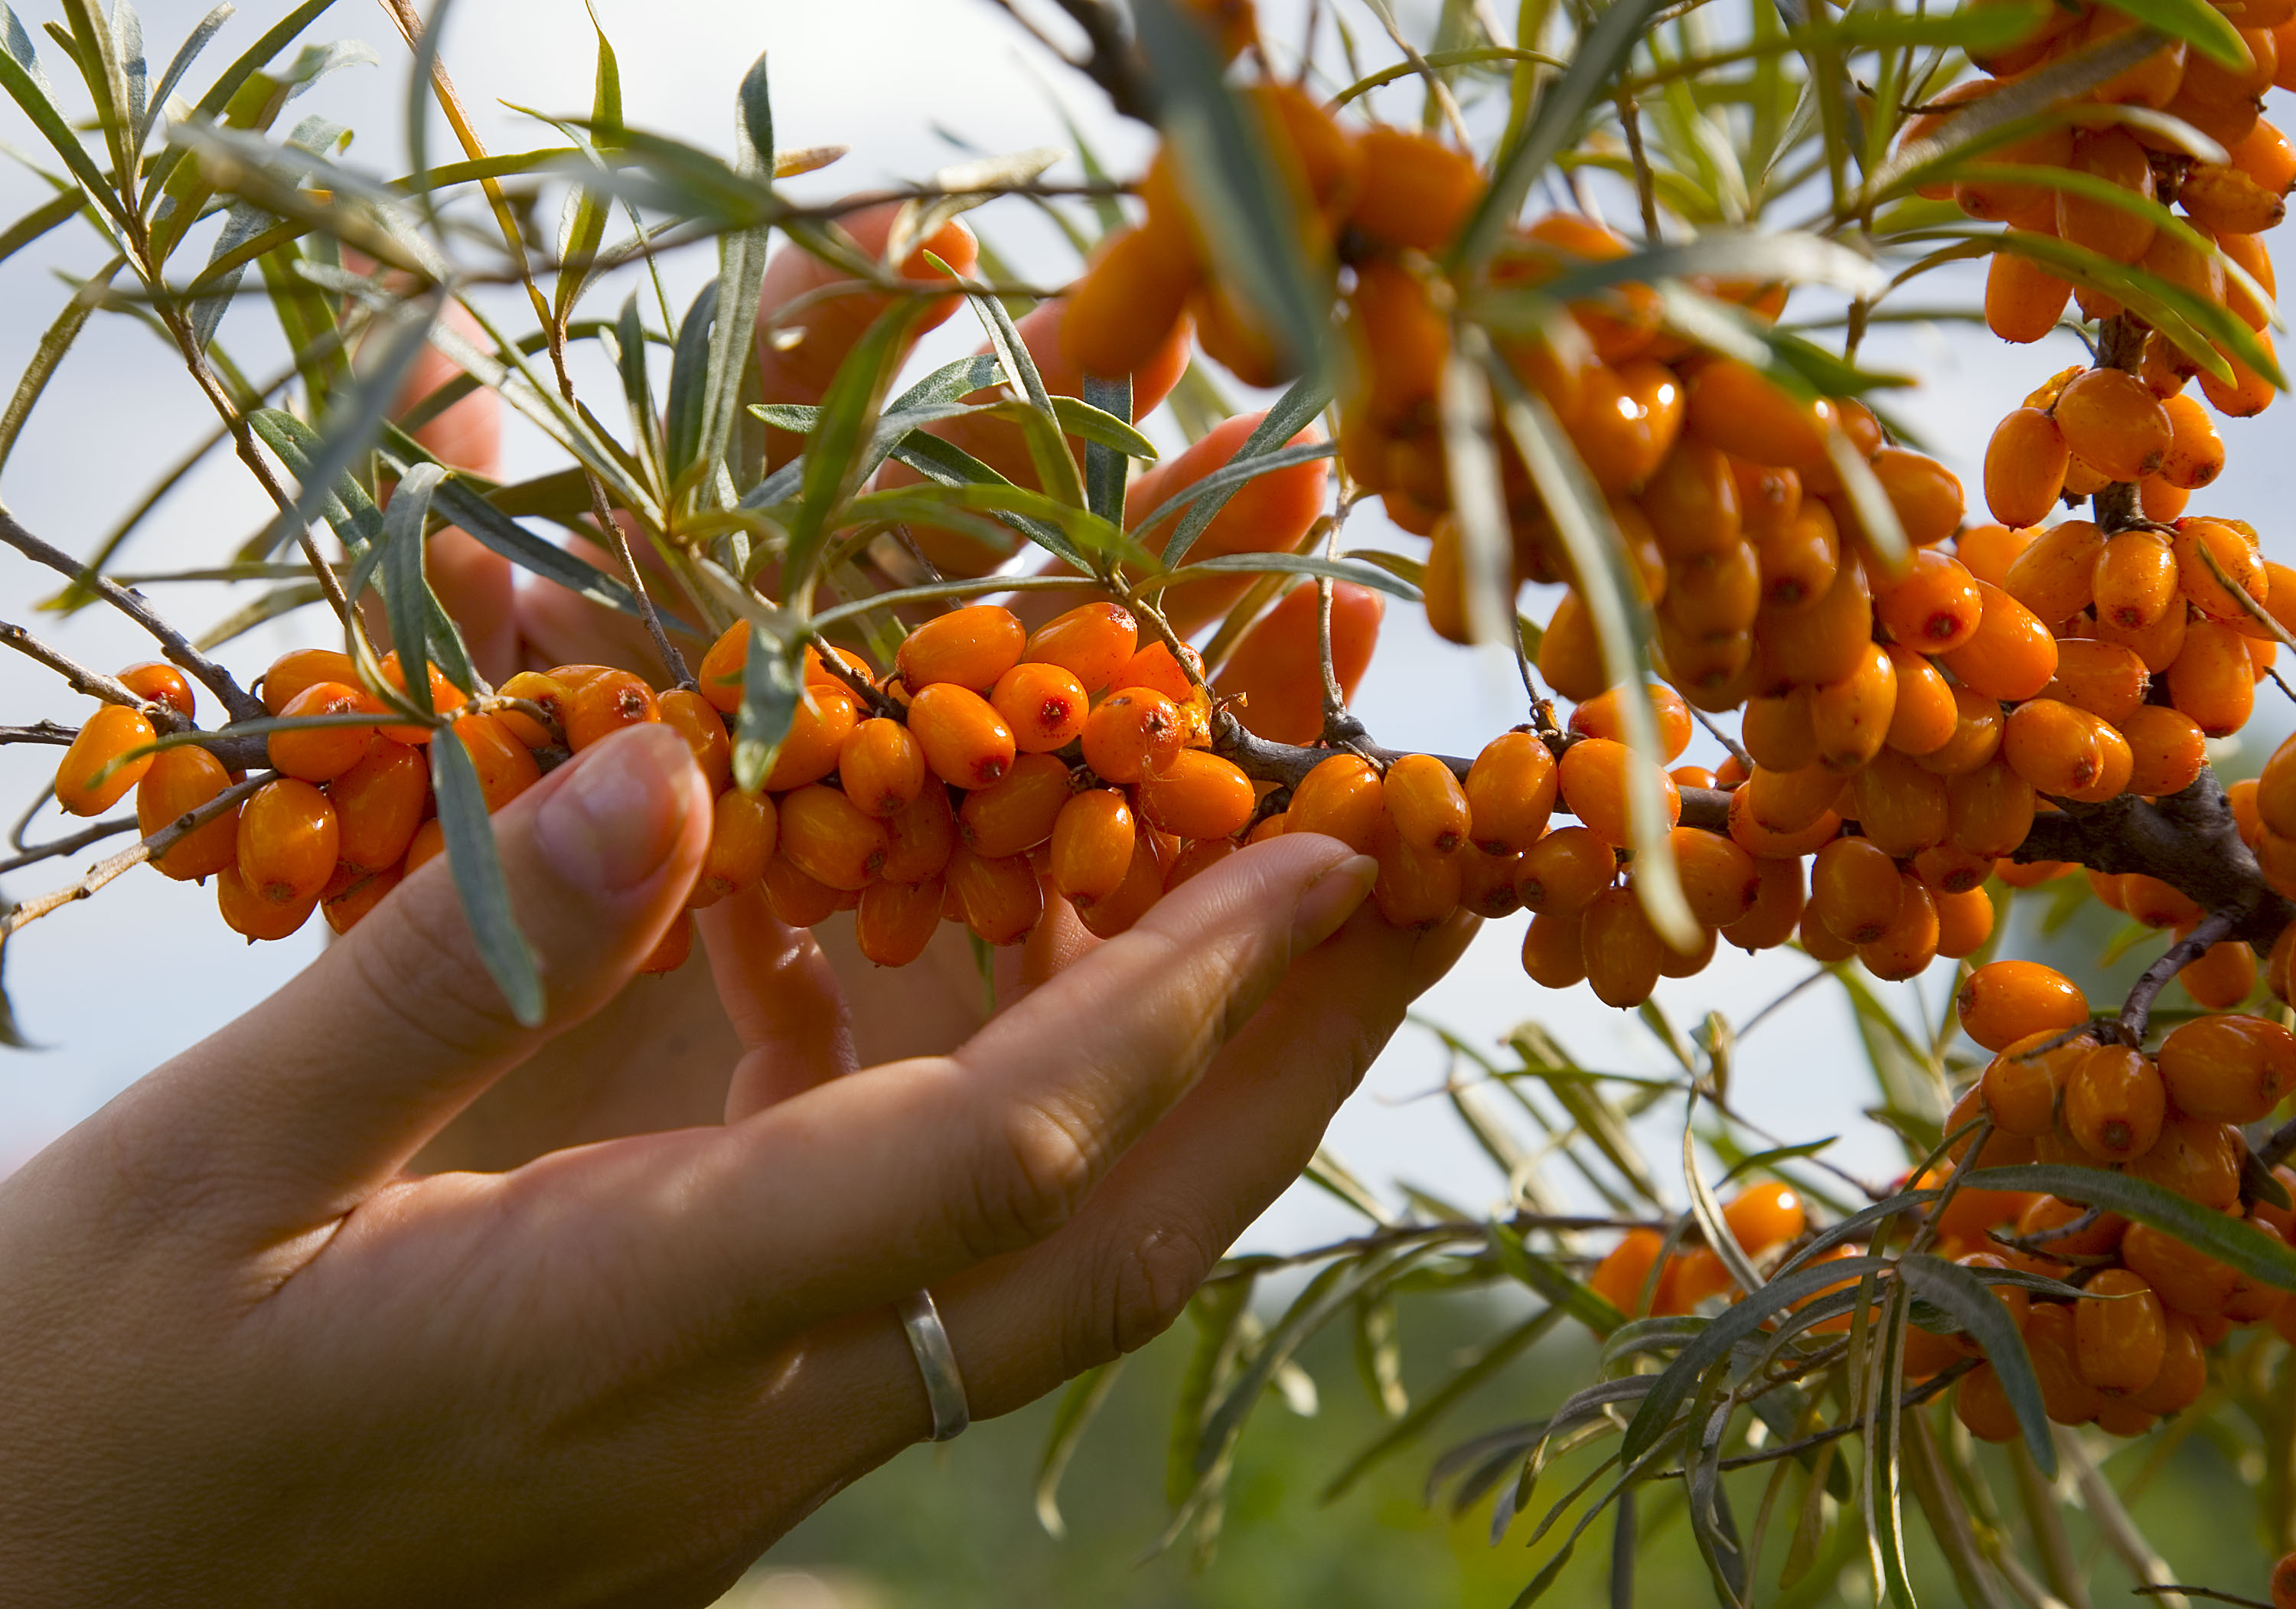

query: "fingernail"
xmin=1291 ymin=854 xmax=1378 ymax=951
xmin=535 ymin=725 xmax=693 ymax=893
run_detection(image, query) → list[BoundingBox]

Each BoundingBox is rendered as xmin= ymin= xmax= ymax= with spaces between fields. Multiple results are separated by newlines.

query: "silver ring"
xmin=897 ymin=1288 xmax=970 ymax=1441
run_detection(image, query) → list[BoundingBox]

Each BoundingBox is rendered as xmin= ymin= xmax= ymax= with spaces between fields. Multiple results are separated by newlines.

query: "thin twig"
xmin=1616 ymin=90 xmax=1663 ymax=241
xmin=0 ymin=507 xmax=263 ymax=723
xmin=2122 ymin=909 xmax=2236 ymax=1044
xmin=0 ymin=814 xmax=137 ymax=876
xmin=0 ymin=623 xmax=165 ymax=722
xmin=0 ymin=721 xmax=79 ymax=747
xmin=0 ymin=771 xmax=272 ymax=935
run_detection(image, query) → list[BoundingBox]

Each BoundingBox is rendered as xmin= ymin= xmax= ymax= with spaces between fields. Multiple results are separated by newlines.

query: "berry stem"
xmin=2118 ymin=907 xmax=2236 ymax=1046
xmin=0 ymin=624 xmax=181 ymax=731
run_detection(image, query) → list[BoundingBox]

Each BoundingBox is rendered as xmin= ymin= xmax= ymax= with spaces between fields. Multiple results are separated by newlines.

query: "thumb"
xmin=142 ymin=724 xmax=711 ymax=1229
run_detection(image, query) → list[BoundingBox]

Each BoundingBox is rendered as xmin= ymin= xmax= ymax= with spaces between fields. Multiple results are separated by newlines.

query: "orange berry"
xmin=697 ymin=788 xmax=778 ymax=902
xmin=2174 ymin=517 xmax=2268 ymax=621
xmin=117 ymin=660 xmax=193 ymax=718
xmin=2158 ymin=1013 xmax=2296 ymax=1121
xmin=2132 ymin=1313 xmax=2208 ymax=1415
xmin=1463 ymin=732 xmax=1557 ymax=853
xmin=2092 ymin=530 xmax=2180 ymax=631
xmin=909 ymin=683 xmax=1018 ymax=788
xmin=1580 ymin=885 xmax=1663 ymax=1008
xmin=1369 ymin=812 xmax=1462 ymax=929
xmin=2043 ymin=638 xmax=2149 ymax=726
xmin=1681 ymin=357 xmax=1829 ymax=472
xmin=1558 ymin=737 xmax=1680 ymax=848
xmin=1570 ymin=684 xmax=1694 ymax=761
xmin=560 ymin=669 xmax=658 ymax=753
xmin=1916 ymin=685 xmax=2007 ymax=778
xmin=896 ymin=604 xmax=1026 ymax=692
xmin=2076 ymin=1268 xmax=2167 ymax=1395
xmin=2180 ymin=933 xmax=2258 ymax=1010
xmin=760 ymin=689 xmax=861 ymax=791
xmin=1859 ymin=873 xmax=1939 ymax=980
xmin=1807 ymin=836 xmax=1903 ymax=947
xmin=839 ymin=718 xmax=927 ymax=818
xmin=1349 ymin=124 xmax=1478 ymax=251
xmin=1664 ymin=827 xmax=1756 ymax=928
xmin=1286 ymin=752 xmax=1385 ymax=853
xmin=1946 ymin=758 xmax=2038 ymax=857
xmin=1758 ymin=559 xmax=1874 ymax=686
xmin=1588 ymin=1228 xmax=1664 ymax=1317
xmin=1719 ymin=854 xmax=1805 ymax=951
xmin=377 ymin=652 xmax=460 ymax=745
xmin=1075 ymin=832 xmax=1168 ymax=939
xmin=2157 ymin=393 xmax=2225 ymax=490
xmin=2004 ymin=519 xmax=2105 ymax=625
xmin=778 ymin=784 xmax=888 ymax=891
xmin=655 ymin=688 xmax=731 ymax=792
xmin=321 ymin=864 xmax=400 ymax=935
xmin=853 ymin=875 xmax=947 ymax=968
xmin=1982 ymin=1029 xmax=2087 ymax=1136
xmin=1214 ymin=581 xmax=1382 ymax=744
xmin=1985 ymin=243 xmax=2073 ymax=344
xmin=235 ymin=778 xmax=340 ymax=908
xmin=1852 ymin=749 xmax=1951 ymax=857
xmin=2121 ymin=873 xmax=2203 ymax=929
xmin=1382 ymin=752 xmax=1472 ymax=854
xmin=2066 ymin=1043 xmax=2167 ymax=1162
xmin=1955 ymin=1364 xmax=2022 ymax=1444
xmin=1063 ymin=224 xmax=1195 ymax=378
xmin=1883 ymin=646 xmax=1959 ymax=756
xmin=1516 ymin=824 xmax=1617 ymax=915
xmin=1752 ymin=503 xmax=1841 ymax=615
xmin=2055 ymin=367 xmax=2173 ymax=481
xmin=328 ymin=740 xmax=426 ymax=872
xmin=696 ymin=622 xmax=752 ymax=714
xmin=493 ymin=671 xmax=569 ymax=750
xmin=880 ymin=784 xmax=957 ymax=884
xmin=401 ymin=818 xmax=445 ymax=878
xmin=1563 ymin=358 xmax=1681 ymax=493
xmin=1023 ymin=604 xmax=1140 ymax=695
xmin=1936 ymin=883 xmax=1996 ymax=958
xmin=759 ymin=852 xmax=844 ymax=928
xmin=1941 ymin=580 xmax=2057 ymax=701
xmin=2168 ymin=618 xmax=2256 ymax=737
xmin=54 ymin=703 xmax=155 ymax=817
xmin=452 ymin=713 xmax=541 ymax=812
xmin=2198 ymin=331 xmax=2278 ymax=418
xmin=1808 ymin=641 xmax=1898 ymax=772
xmin=135 ymin=745 xmax=240 ymax=881
xmin=216 ymin=863 xmax=315 ymax=941
xmin=1050 ymin=788 xmax=1136 ymax=906
xmin=1877 ymin=549 xmax=1985 ymax=654
xmin=990 ymin=661 xmax=1090 ymax=754
xmin=959 ymin=752 xmax=1074 ymax=857
xmin=1958 ymin=960 xmax=2088 ymax=1051
xmin=1870 ymin=446 xmax=1966 ymax=548
xmin=2120 ymin=705 xmax=2206 ymax=796
xmin=2003 ymin=697 xmax=2133 ymax=804
xmin=946 ymin=845 xmax=1045 ymax=945
xmin=260 ymin=648 xmax=358 ymax=716
xmin=1640 ymin=437 xmax=1743 ymax=560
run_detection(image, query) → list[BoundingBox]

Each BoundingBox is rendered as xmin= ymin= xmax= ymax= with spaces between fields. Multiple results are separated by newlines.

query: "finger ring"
xmin=897 ymin=1288 xmax=970 ymax=1441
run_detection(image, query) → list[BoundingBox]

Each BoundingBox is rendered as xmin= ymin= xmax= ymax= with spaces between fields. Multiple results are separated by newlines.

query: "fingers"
xmin=755 ymin=201 xmax=980 ymax=467
xmin=934 ymin=909 xmax=1476 ymax=1421
xmin=1124 ymin=410 xmax=1331 ymax=635
xmin=135 ymin=724 xmax=711 ymax=1229
xmin=625 ymin=834 xmax=1378 ymax=1334
xmin=698 ymin=886 xmax=856 ymax=1120
xmin=877 ymin=295 xmax=1196 ymax=579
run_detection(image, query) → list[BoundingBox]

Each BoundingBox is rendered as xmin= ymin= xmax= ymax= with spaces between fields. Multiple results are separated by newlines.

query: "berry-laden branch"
xmin=0 ymin=770 xmax=273 ymax=936
xmin=0 ymin=625 xmax=168 ymax=726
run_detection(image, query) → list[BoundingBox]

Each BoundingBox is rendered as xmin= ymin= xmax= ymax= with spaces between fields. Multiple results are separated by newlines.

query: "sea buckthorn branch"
xmin=2090 ymin=312 xmax=2151 ymax=534
xmin=0 ymin=508 xmax=263 ymax=723
xmin=0 ymin=814 xmax=139 ymax=876
xmin=2121 ymin=907 xmax=2240 ymax=1044
xmin=0 ymin=623 xmax=179 ymax=730
xmin=2011 ymin=768 xmax=2294 ymax=949
xmin=0 ymin=722 xmax=80 ymax=748
xmin=0 ymin=769 xmax=275 ymax=937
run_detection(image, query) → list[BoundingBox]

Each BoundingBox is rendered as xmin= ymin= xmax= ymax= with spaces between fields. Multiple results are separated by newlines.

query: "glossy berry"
xmin=897 ymin=605 xmax=1026 ymax=692
xmin=990 ymin=661 xmax=1090 ymax=753
xmin=1958 ymin=960 xmax=2089 ymax=1052
xmin=54 ymin=703 xmax=155 ymax=817
xmin=135 ymin=745 xmax=240 ymax=881
xmin=117 ymin=661 xmax=194 ymax=718
xmin=908 ymin=684 xmax=1016 ymax=790
xmin=1081 ymin=689 xmax=1185 ymax=785
xmin=778 ymin=784 xmax=888 ymax=891
xmin=697 ymin=789 xmax=777 ymax=902
xmin=1138 ymin=749 xmax=1255 ymax=840
xmin=562 ymin=670 xmax=659 ymax=752
xmin=658 ymin=688 xmax=732 ymax=793
xmin=1464 ymin=732 xmax=1557 ymax=853
xmin=235 ymin=778 xmax=340 ymax=909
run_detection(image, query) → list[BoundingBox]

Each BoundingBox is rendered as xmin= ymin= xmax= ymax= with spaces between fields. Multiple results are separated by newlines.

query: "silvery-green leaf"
xmin=431 ymin=733 xmax=545 ymax=1028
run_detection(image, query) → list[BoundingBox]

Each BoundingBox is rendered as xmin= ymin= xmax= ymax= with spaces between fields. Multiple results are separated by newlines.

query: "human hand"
xmin=402 ymin=198 xmax=1332 ymax=1170
xmin=0 ymin=725 xmax=1469 ymax=1606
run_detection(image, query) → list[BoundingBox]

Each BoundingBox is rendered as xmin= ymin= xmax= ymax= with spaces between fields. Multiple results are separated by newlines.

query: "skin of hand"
xmin=0 ymin=724 xmax=1473 ymax=1606
xmin=401 ymin=197 xmax=1318 ymax=1172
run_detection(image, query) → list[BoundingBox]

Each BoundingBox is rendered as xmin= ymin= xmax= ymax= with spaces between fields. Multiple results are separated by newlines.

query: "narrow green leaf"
xmin=1035 ymin=1359 xmax=1124 ymax=1539
xmin=1052 ymin=392 xmax=1156 ymax=462
xmin=1156 ymin=372 xmax=1331 ymax=565
xmin=1142 ymin=551 xmax=1421 ymax=602
xmin=550 ymin=11 xmax=622 ymax=327
xmin=1538 ymin=231 xmax=1889 ymax=305
xmin=0 ymin=5 xmax=129 ymax=226
xmin=1684 ymin=1095 xmax=1765 ymax=1297
xmin=193 ymin=579 xmax=325 ymax=649
xmin=1620 ymin=1255 xmax=1892 ymax=1464
xmin=783 ymin=298 xmax=934 ymax=595
xmin=0 ymin=184 xmax=80 ymax=269
xmin=1456 ymin=0 xmax=1668 ymax=270
xmin=1322 ymin=1306 xmax=1566 ymax=1503
xmin=1132 ymin=0 xmax=1324 ymax=375
xmin=1489 ymin=362 xmax=1696 ymax=950
xmin=139 ymin=2 xmax=232 ymax=147
xmin=1081 ymin=370 xmax=1132 ymax=524
xmin=430 ymin=733 xmax=546 ymax=1028
xmin=1489 ymin=1222 xmax=1628 ymax=1335
xmin=2097 ymin=0 xmax=2246 ymax=66
xmin=1166 ymin=1277 xmax=1253 ymax=1509
xmin=380 ymin=462 xmax=446 ymax=703
xmin=731 ymin=628 xmax=801 ymax=793
xmin=693 ymin=51 xmax=773 ymax=507
xmin=1900 ymin=1254 xmax=2054 ymax=1477
xmin=1440 ymin=325 xmax=1515 ymax=646
xmin=664 ymin=276 xmax=719 ymax=478
xmin=1969 ymin=1164 xmax=2296 ymax=1288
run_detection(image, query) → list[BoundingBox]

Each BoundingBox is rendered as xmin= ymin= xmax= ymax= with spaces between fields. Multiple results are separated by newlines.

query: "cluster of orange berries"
xmin=1929 ymin=0 xmax=2294 ymax=410
xmin=1583 ymin=958 xmax=2296 ymax=1444
xmin=1949 ymin=960 xmax=2296 ymax=1440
